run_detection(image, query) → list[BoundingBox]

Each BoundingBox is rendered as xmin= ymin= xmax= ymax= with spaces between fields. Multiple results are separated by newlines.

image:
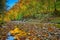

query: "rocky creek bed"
xmin=0 ymin=21 xmax=60 ymax=40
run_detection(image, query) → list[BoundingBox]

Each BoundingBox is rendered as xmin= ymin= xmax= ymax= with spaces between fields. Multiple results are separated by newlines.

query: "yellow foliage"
xmin=10 ymin=26 xmax=27 ymax=37
xmin=21 ymin=5 xmax=27 ymax=10
xmin=4 ymin=16 xmax=11 ymax=22
xmin=10 ymin=30 xmax=14 ymax=34
xmin=0 ymin=18 xmax=2 ymax=21
xmin=14 ymin=12 xmax=18 ymax=19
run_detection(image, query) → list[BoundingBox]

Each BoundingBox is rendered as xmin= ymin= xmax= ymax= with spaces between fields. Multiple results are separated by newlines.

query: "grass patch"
xmin=50 ymin=17 xmax=60 ymax=23
xmin=56 ymin=24 xmax=60 ymax=28
xmin=50 ymin=17 xmax=60 ymax=28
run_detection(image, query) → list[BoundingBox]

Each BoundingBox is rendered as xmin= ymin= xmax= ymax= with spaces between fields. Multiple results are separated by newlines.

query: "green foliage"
xmin=16 ymin=12 xmax=24 ymax=21
xmin=56 ymin=0 xmax=60 ymax=10
xmin=56 ymin=24 xmax=60 ymax=28
xmin=50 ymin=17 xmax=60 ymax=23
xmin=6 ymin=0 xmax=60 ymax=21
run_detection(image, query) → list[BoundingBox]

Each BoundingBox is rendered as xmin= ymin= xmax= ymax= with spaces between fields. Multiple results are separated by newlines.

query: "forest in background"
xmin=0 ymin=0 xmax=60 ymax=26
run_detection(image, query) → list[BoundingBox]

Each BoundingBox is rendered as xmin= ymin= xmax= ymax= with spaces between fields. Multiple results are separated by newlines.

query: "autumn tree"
xmin=6 ymin=0 xmax=60 ymax=21
xmin=0 ymin=0 xmax=7 ymax=26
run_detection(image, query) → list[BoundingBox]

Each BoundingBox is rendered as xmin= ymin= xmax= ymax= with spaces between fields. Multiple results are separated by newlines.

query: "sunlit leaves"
xmin=4 ymin=0 xmax=60 ymax=21
xmin=21 ymin=5 xmax=27 ymax=10
xmin=4 ymin=16 xmax=10 ymax=22
xmin=10 ymin=27 xmax=27 ymax=37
